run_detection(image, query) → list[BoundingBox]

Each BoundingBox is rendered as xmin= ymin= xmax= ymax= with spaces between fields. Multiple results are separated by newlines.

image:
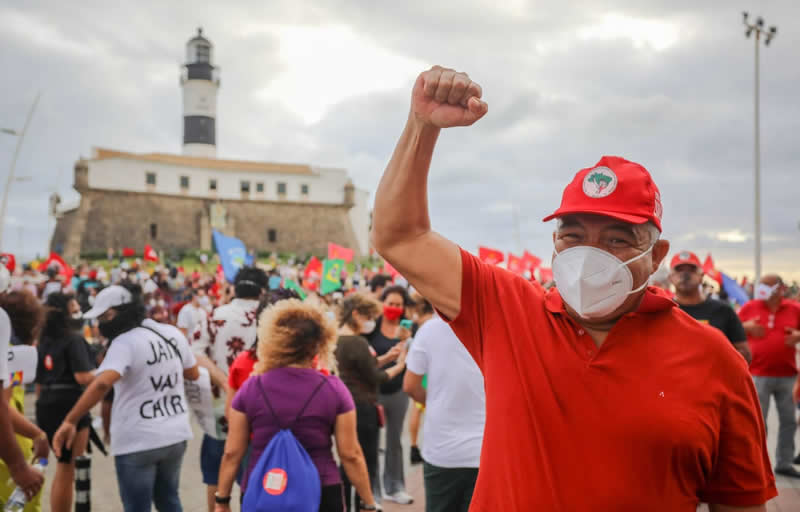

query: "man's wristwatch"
xmin=214 ymin=493 xmax=231 ymax=505
xmin=359 ymin=504 xmax=378 ymax=511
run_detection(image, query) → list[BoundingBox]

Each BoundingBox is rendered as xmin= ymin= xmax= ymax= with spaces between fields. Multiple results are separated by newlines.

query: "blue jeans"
xmin=114 ymin=441 xmax=187 ymax=512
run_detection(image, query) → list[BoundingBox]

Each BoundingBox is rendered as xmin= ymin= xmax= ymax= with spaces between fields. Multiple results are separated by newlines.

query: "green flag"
xmin=321 ymin=259 xmax=344 ymax=295
xmin=283 ymin=279 xmax=307 ymax=300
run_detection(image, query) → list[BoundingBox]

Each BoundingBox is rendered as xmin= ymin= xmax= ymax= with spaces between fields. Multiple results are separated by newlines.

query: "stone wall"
xmin=52 ymin=188 xmax=362 ymax=260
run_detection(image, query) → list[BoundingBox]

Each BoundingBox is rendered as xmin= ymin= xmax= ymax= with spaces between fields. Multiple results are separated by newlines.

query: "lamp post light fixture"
xmin=742 ymin=12 xmax=776 ymax=283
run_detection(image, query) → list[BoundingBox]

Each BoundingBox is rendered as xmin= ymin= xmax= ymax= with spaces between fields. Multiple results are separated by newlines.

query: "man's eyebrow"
xmin=603 ymin=223 xmax=639 ymax=238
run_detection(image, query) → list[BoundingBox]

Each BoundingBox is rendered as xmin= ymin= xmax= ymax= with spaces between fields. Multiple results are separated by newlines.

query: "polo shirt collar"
xmin=544 ymin=286 xmax=676 ymax=315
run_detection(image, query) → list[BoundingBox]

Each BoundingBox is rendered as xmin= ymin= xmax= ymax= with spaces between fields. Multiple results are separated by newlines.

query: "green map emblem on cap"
xmin=582 ymin=166 xmax=617 ymax=198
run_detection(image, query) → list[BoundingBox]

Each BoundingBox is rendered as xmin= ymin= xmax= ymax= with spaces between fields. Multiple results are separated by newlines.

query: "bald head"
xmin=759 ymin=274 xmax=783 ymax=287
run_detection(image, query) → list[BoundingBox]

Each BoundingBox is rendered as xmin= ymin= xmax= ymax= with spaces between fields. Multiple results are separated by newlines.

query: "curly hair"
xmin=248 ymin=288 xmax=302 ymax=358
xmin=252 ymin=299 xmax=338 ymax=375
xmin=0 ymin=290 xmax=44 ymax=344
xmin=338 ymin=293 xmax=381 ymax=330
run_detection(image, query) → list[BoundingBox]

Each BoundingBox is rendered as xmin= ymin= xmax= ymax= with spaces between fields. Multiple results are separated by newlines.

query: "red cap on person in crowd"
xmin=670 ymin=251 xmax=702 ymax=269
xmin=542 ymin=156 xmax=663 ymax=231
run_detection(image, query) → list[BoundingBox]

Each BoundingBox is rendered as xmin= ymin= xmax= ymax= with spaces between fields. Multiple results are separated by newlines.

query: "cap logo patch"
xmin=680 ymin=251 xmax=690 ymax=260
xmin=582 ymin=167 xmax=617 ymax=198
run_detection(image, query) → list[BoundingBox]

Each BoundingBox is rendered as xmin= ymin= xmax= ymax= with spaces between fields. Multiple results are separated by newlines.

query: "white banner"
xmin=184 ymin=367 xmax=220 ymax=439
xmin=7 ymin=345 xmax=37 ymax=385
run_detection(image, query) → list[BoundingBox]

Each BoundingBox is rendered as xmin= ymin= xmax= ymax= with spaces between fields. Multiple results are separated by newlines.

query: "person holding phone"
xmin=366 ymin=285 xmax=415 ymax=506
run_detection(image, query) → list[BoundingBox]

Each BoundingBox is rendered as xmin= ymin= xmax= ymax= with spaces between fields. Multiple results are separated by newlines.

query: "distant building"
xmin=50 ymin=28 xmax=369 ymax=260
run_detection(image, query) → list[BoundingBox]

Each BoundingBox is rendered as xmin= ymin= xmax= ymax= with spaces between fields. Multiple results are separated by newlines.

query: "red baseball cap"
xmin=542 ymin=156 xmax=663 ymax=231
xmin=670 ymin=251 xmax=702 ymax=269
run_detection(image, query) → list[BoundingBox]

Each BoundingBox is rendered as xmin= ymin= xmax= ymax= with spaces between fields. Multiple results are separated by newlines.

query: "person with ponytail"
xmin=35 ymin=292 xmax=95 ymax=512
xmin=336 ymin=293 xmax=406 ymax=512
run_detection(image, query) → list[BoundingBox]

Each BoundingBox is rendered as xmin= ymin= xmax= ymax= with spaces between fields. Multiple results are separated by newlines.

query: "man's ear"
xmin=651 ymin=240 xmax=670 ymax=273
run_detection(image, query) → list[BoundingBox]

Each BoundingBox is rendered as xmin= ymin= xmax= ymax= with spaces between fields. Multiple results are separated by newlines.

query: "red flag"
xmin=327 ymin=242 xmax=354 ymax=263
xmin=38 ymin=252 xmax=73 ymax=283
xmin=144 ymin=244 xmax=159 ymax=262
xmin=522 ymin=250 xmax=542 ymax=271
xmin=538 ymin=267 xmax=553 ymax=284
xmin=507 ymin=253 xmax=525 ymax=275
xmin=304 ymin=256 xmax=323 ymax=279
xmin=122 ymin=247 xmax=135 ymax=257
xmin=702 ymin=254 xmax=722 ymax=284
xmin=0 ymin=253 xmax=15 ymax=273
xmin=478 ymin=246 xmax=505 ymax=265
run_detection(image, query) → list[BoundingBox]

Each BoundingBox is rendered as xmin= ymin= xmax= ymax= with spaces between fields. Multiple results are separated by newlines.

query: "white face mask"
xmin=71 ymin=311 xmax=83 ymax=320
xmin=552 ymin=244 xmax=654 ymax=320
xmin=754 ymin=283 xmax=779 ymax=301
xmin=361 ymin=319 xmax=376 ymax=334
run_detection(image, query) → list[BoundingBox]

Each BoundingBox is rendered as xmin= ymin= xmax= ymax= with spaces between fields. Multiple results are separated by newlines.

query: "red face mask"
xmin=383 ymin=305 xmax=404 ymax=322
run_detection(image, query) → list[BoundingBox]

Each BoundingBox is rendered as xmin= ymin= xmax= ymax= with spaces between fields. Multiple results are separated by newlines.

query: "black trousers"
xmin=342 ymin=401 xmax=379 ymax=512
xmin=321 ymin=484 xmax=345 ymax=512
xmin=423 ymin=462 xmax=479 ymax=512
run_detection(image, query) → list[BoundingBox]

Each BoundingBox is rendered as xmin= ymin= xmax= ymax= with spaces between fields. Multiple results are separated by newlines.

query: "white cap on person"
xmin=84 ymin=285 xmax=133 ymax=319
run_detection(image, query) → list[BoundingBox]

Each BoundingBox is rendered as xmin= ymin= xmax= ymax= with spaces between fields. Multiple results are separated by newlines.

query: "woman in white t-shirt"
xmin=53 ymin=284 xmax=199 ymax=512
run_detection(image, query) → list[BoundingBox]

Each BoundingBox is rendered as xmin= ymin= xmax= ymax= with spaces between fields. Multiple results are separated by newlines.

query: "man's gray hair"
xmin=555 ymin=218 xmax=661 ymax=245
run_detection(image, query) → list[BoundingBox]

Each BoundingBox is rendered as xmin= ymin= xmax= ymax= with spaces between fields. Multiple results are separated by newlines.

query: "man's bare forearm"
xmin=371 ymin=118 xmax=440 ymax=254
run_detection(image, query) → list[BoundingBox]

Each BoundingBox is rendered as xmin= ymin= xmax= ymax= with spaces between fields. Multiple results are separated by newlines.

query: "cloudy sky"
xmin=1 ymin=0 xmax=798 ymax=280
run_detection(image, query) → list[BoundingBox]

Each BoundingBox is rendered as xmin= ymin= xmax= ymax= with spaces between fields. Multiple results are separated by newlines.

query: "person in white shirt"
xmin=190 ymin=266 xmax=267 ymax=512
xmin=53 ymin=284 xmax=199 ymax=512
xmin=403 ymin=316 xmax=485 ymax=512
xmin=176 ymin=288 xmax=206 ymax=339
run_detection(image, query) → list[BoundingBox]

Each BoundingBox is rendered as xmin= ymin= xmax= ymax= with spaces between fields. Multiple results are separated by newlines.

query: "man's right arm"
xmin=371 ymin=66 xmax=488 ymax=320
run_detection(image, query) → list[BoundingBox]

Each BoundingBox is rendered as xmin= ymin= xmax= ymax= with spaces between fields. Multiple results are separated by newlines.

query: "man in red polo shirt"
xmin=371 ymin=65 xmax=776 ymax=511
xmin=739 ymin=275 xmax=800 ymax=478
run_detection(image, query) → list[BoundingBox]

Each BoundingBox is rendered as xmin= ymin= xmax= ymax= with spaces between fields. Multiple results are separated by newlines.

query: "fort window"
xmin=209 ymin=179 xmax=217 ymax=191
xmin=146 ymin=172 xmax=156 ymax=186
xmin=240 ymin=181 xmax=250 ymax=193
xmin=150 ymin=223 xmax=158 ymax=239
xmin=301 ymin=184 xmax=309 ymax=196
xmin=256 ymin=182 xmax=264 ymax=193
xmin=268 ymin=229 xmax=277 ymax=243
xmin=277 ymin=182 xmax=287 ymax=196
xmin=180 ymin=175 xmax=190 ymax=189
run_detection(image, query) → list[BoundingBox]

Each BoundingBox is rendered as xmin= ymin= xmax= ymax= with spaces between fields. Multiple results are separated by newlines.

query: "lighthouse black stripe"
xmin=183 ymin=116 xmax=215 ymax=145
xmin=185 ymin=62 xmax=214 ymax=81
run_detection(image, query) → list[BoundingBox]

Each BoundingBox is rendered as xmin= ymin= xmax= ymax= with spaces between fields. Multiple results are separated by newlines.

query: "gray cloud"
xmin=1 ymin=0 xmax=798 ymax=280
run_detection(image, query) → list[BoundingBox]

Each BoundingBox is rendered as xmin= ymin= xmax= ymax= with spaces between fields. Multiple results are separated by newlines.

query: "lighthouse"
xmin=181 ymin=28 xmax=219 ymax=157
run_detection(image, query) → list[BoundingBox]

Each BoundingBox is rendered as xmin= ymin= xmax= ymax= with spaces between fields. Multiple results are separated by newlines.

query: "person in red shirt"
xmin=739 ymin=275 xmax=800 ymax=478
xmin=371 ymin=65 xmax=776 ymax=511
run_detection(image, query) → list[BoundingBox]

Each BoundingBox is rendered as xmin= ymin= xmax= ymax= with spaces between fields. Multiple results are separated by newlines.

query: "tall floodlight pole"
xmin=743 ymin=12 xmax=776 ymax=282
xmin=0 ymin=93 xmax=40 ymax=251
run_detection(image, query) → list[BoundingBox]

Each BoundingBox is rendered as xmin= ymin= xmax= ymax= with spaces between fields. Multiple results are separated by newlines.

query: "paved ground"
xmin=26 ymin=394 xmax=800 ymax=511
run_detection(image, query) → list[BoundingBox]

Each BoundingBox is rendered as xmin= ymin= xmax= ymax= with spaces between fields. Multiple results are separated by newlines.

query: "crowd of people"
xmin=0 ymin=64 xmax=799 ymax=512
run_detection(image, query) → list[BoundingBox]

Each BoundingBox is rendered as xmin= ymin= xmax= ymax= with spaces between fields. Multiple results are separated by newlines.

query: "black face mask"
xmin=98 ymin=313 xmax=136 ymax=341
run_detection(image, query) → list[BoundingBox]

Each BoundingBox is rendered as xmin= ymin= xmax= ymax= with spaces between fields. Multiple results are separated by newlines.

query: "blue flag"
xmin=721 ymin=272 xmax=750 ymax=306
xmin=212 ymin=230 xmax=254 ymax=283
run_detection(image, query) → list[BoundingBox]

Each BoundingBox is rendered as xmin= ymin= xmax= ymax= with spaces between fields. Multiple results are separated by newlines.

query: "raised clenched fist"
xmin=411 ymin=66 xmax=488 ymax=128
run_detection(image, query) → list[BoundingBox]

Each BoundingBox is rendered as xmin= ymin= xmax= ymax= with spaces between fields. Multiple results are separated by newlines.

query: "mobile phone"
xmin=400 ymin=319 xmax=414 ymax=330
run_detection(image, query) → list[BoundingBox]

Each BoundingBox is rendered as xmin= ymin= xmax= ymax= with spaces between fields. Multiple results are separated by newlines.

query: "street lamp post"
xmin=0 ymin=92 xmax=40 ymax=252
xmin=743 ymin=12 xmax=776 ymax=283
